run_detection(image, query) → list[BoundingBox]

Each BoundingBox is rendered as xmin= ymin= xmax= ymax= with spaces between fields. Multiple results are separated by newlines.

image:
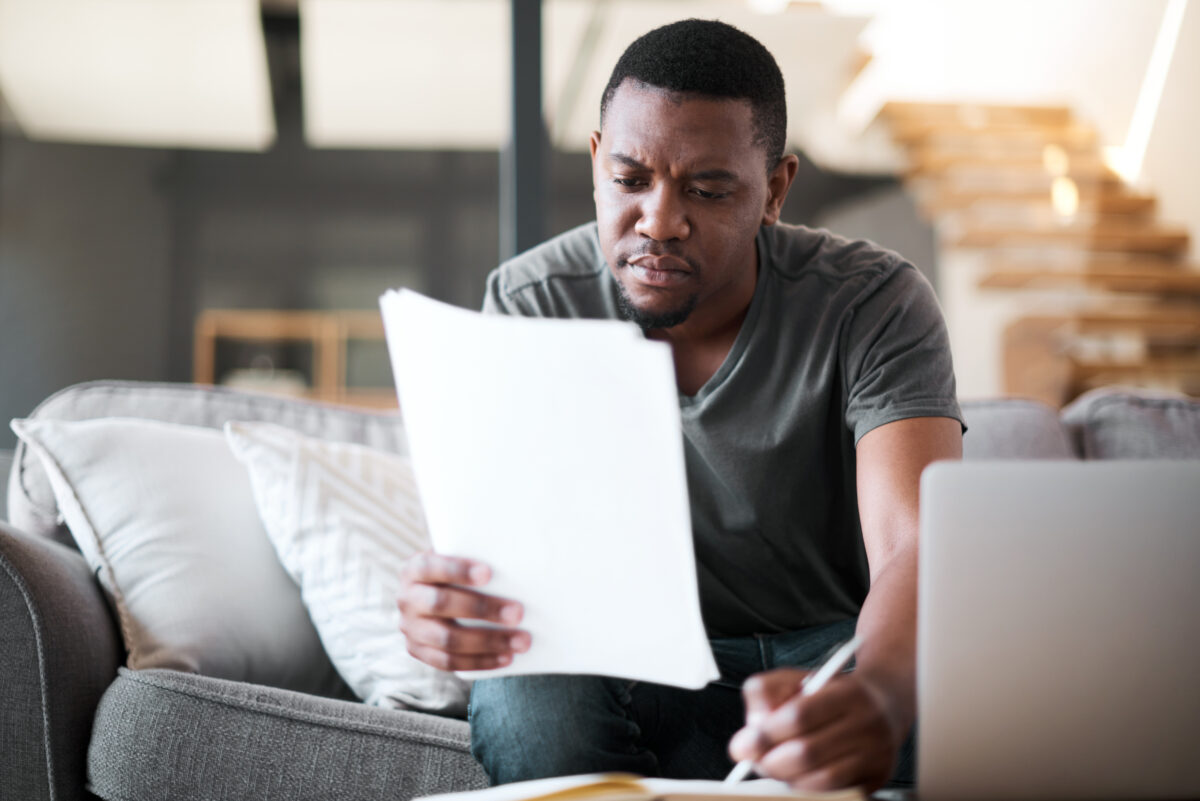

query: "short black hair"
xmin=600 ymin=19 xmax=787 ymax=172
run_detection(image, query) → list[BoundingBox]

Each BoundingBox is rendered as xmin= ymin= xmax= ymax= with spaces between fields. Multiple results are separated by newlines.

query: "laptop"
xmin=917 ymin=460 xmax=1200 ymax=801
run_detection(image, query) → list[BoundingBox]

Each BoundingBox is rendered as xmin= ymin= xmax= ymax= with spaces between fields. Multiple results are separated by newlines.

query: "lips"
xmin=625 ymin=254 xmax=692 ymax=287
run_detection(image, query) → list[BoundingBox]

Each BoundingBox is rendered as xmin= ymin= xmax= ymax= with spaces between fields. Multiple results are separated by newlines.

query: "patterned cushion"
xmin=226 ymin=421 xmax=470 ymax=716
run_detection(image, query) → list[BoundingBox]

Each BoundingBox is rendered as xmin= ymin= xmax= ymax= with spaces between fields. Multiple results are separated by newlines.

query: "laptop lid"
xmin=918 ymin=460 xmax=1200 ymax=801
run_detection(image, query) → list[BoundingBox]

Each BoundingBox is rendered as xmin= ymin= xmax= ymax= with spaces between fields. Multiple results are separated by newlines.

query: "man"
xmin=396 ymin=19 xmax=963 ymax=793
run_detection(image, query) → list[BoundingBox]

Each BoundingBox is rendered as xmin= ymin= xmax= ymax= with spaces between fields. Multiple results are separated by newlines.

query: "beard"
xmin=612 ymin=245 xmax=701 ymax=330
xmin=615 ymin=280 xmax=698 ymax=331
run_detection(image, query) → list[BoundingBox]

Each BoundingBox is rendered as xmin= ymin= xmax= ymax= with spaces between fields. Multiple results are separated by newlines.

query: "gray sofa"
xmin=3 ymin=380 xmax=1198 ymax=801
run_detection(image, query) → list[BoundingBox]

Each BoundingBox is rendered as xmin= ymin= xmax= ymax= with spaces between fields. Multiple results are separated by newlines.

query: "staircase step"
xmin=958 ymin=207 xmax=1159 ymax=229
xmin=915 ymin=162 xmax=1123 ymax=187
xmin=896 ymin=124 xmax=1099 ymax=151
xmin=1071 ymin=357 xmax=1200 ymax=380
xmin=1072 ymin=307 xmax=1200 ymax=337
xmin=952 ymin=224 xmax=1190 ymax=255
xmin=881 ymin=101 xmax=1074 ymax=127
xmin=979 ymin=265 xmax=1200 ymax=294
xmin=923 ymin=188 xmax=1156 ymax=216
xmin=905 ymin=151 xmax=1111 ymax=177
xmin=1002 ymin=314 xmax=1200 ymax=406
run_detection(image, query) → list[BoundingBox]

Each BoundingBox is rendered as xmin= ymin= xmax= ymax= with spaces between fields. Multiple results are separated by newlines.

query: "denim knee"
xmin=469 ymin=674 xmax=657 ymax=785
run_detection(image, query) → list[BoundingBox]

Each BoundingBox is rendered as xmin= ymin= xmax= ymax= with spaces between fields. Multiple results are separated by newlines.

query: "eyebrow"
xmin=607 ymin=152 xmax=739 ymax=183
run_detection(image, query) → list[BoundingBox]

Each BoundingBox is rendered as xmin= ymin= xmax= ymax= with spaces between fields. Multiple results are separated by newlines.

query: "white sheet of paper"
xmin=380 ymin=289 xmax=719 ymax=689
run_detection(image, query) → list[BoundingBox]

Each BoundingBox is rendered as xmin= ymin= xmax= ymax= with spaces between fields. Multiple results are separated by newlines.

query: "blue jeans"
xmin=468 ymin=619 xmax=916 ymax=786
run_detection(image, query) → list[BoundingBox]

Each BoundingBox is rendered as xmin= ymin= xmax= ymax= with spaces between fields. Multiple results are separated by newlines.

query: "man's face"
xmin=589 ymin=80 xmax=792 ymax=332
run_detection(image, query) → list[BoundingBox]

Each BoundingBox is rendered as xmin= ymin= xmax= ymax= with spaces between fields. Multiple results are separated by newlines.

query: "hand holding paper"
xmin=396 ymin=551 xmax=530 ymax=671
xmin=381 ymin=289 xmax=718 ymax=689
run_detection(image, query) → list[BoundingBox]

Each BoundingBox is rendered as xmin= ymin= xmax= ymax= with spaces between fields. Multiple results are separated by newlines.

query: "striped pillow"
xmin=226 ymin=421 xmax=470 ymax=716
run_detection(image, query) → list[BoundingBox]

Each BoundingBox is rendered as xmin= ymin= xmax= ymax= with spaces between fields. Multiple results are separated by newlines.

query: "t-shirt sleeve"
xmin=481 ymin=267 xmax=532 ymax=316
xmin=842 ymin=264 xmax=964 ymax=443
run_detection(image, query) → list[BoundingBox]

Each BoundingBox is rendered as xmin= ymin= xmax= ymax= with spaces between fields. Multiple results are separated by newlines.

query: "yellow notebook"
xmin=417 ymin=774 xmax=866 ymax=801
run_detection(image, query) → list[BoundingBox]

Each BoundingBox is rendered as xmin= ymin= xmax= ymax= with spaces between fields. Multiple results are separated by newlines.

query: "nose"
xmin=634 ymin=184 xmax=690 ymax=242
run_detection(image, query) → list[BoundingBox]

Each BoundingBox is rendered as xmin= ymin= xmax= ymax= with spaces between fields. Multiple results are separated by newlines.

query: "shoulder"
xmin=487 ymin=222 xmax=607 ymax=304
xmin=759 ymin=223 xmax=937 ymax=320
xmin=762 ymin=222 xmax=915 ymax=289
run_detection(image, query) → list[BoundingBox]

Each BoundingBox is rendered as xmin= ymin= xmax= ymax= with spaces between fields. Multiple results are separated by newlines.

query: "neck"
xmin=646 ymin=242 xmax=759 ymax=396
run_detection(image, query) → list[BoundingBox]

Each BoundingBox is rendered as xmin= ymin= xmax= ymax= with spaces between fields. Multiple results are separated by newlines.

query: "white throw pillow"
xmin=224 ymin=420 xmax=470 ymax=715
xmin=10 ymin=417 xmax=344 ymax=695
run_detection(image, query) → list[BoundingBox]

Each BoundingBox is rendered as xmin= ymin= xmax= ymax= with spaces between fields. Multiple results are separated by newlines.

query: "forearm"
xmin=851 ymin=416 xmax=961 ymax=738
xmin=853 ymin=541 xmax=919 ymax=738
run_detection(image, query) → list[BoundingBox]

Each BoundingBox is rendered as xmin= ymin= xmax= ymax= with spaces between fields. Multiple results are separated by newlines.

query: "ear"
xmin=589 ymin=131 xmax=603 ymax=193
xmin=761 ymin=154 xmax=799 ymax=226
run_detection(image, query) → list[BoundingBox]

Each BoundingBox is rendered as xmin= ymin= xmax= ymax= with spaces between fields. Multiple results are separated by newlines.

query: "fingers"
xmin=405 ymin=620 xmax=532 ymax=671
xmin=784 ymin=751 xmax=888 ymax=794
xmin=406 ymin=642 xmax=513 ymax=672
xmin=753 ymin=676 xmax=855 ymax=744
xmin=755 ymin=716 xmax=863 ymax=784
xmin=401 ymin=551 xmax=492 ymax=588
xmin=397 ymin=551 xmax=531 ymax=672
xmin=729 ymin=673 xmax=899 ymax=793
xmin=405 ymin=616 xmax=530 ymax=656
xmin=740 ymin=669 xmax=810 ymax=722
xmin=398 ymin=551 xmax=522 ymax=624
xmin=402 ymin=581 xmax=524 ymax=624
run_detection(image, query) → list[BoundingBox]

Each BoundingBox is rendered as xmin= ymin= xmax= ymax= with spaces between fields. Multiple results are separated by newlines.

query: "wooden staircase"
xmin=880 ymin=101 xmax=1200 ymax=407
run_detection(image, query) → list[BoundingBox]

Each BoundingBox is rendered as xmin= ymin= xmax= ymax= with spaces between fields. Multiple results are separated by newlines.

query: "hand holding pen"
xmin=724 ymin=635 xmax=899 ymax=792
xmin=725 ymin=635 xmax=862 ymax=783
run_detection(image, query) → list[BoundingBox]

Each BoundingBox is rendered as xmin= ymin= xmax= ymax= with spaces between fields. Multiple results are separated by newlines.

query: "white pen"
xmin=723 ymin=634 xmax=865 ymax=784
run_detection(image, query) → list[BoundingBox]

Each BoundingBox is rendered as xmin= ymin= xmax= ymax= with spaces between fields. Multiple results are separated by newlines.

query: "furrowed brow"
xmin=692 ymin=169 xmax=739 ymax=183
xmin=608 ymin=152 xmax=648 ymax=170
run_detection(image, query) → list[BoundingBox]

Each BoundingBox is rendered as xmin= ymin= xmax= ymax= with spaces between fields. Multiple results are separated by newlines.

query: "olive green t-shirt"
xmin=483 ymin=221 xmax=963 ymax=637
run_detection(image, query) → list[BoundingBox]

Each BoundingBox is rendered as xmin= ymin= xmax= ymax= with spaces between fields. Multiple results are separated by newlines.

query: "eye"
xmin=691 ymin=187 xmax=728 ymax=200
xmin=612 ymin=177 xmax=643 ymax=189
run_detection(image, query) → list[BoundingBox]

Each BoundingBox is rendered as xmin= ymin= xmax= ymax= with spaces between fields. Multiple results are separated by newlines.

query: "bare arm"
xmin=729 ymin=416 xmax=962 ymax=791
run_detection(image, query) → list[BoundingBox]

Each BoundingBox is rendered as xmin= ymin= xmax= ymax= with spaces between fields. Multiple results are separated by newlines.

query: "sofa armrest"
xmin=0 ymin=521 xmax=122 ymax=801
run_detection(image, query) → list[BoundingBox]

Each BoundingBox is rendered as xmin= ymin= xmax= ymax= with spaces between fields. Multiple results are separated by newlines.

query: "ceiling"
xmin=0 ymin=0 xmax=869 ymax=151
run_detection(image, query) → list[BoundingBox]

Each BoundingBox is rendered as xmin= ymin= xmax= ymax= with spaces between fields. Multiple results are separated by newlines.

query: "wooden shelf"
xmin=193 ymin=309 xmax=396 ymax=410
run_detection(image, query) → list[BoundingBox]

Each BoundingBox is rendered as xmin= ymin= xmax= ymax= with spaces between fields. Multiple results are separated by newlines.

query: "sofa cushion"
xmin=960 ymin=398 xmax=1077 ymax=460
xmin=8 ymin=381 xmax=408 ymax=548
xmin=10 ymin=417 xmax=347 ymax=697
xmin=88 ymin=668 xmax=489 ymax=801
xmin=226 ymin=421 xmax=471 ymax=715
xmin=0 ymin=448 xmax=13 ymax=521
xmin=1063 ymin=387 xmax=1200 ymax=459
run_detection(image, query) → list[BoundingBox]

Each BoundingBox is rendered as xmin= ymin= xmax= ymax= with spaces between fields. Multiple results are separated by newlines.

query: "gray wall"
xmin=0 ymin=137 xmax=174 ymax=445
xmin=0 ymin=134 xmax=599 ymax=449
